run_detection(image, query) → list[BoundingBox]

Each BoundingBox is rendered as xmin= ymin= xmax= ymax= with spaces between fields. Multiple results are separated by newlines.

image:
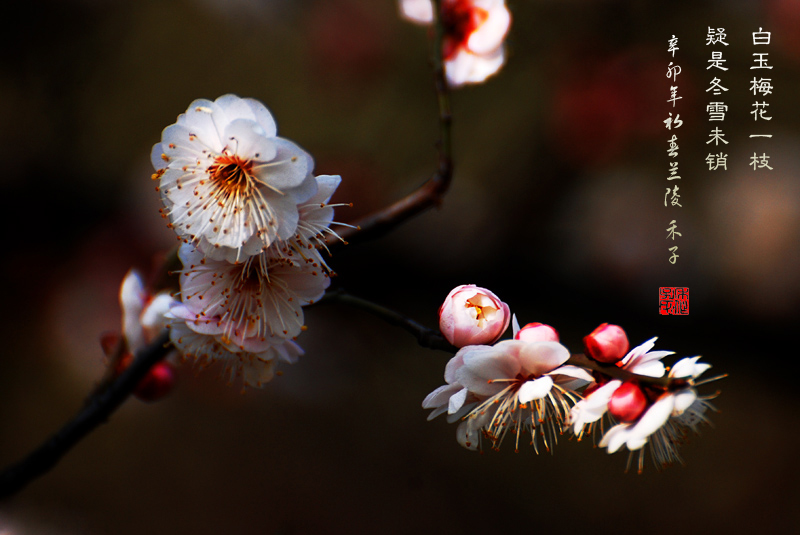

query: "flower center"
xmin=465 ymin=295 xmax=497 ymax=328
xmin=441 ymin=0 xmax=489 ymax=60
xmin=208 ymin=154 xmax=256 ymax=196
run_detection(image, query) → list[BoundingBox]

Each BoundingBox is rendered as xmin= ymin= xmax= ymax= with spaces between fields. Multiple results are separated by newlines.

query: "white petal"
xmin=511 ymin=313 xmax=520 ymax=337
xmin=456 ymin=344 xmax=521 ymax=396
xmin=448 ymin=387 xmax=469 ymax=414
xmin=518 ymin=376 xmax=554 ymax=403
xmin=517 ymin=341 xmax=570 ymax=376
xmin=670 ymin=356 xmax=711 ymax=379
xmin=222 ymin=119 xmax=276 ymax=161
xmin=422 ymin=383 xmax=459 ymax=410
xmin=242 ymin=97 xmax=278 ymax=137
xmin=672 ymin=388 xmax=697 ymax=415
xmin=629 ymin=360 xmax=666 ymax=378
xmin=467 ymin=4 xmax=510 ymax=55
xmin=600 ymin=423 xmax=633 ymax=453
xmin=400 ymin=0 xmax=434 ymax=24
xmin=629 ymin=394 xmax=675 ymax=441
xmin=547 ymin=365 xmax=594 ymax=383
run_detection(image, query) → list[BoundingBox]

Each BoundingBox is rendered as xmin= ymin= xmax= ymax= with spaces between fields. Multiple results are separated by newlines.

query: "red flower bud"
xmin=607 ymin=381 xmax=647 ymax=423
xmin=583 ymin=323 xmax=629 ymax=364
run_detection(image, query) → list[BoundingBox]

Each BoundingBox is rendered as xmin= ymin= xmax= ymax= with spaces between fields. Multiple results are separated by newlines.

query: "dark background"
xmin=1 ymin=0 xmax=798 ymax=533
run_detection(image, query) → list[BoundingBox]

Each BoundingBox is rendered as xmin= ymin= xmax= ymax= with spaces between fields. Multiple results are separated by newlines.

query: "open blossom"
xmin=400 ymin=0 xmax=511 ymax=87
xmin=152 ymin=94 xmax=318 ymax=262
xmin=168 ymin=320 xmax=302 ymax=388
xmin=423 ymin=335 xmax=592 ymax=452
xmin=582 ymin=351 xmax=714 ymax=472
xmin=171 ymin=243 xmax=329 ymax=350
xmin=439 ymin=285 xmax=510 ymax=347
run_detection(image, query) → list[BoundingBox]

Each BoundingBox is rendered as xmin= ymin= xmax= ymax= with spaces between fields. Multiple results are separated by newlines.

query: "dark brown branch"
xmin=319 ymin=290 xmax=456 ymax=352
xmin=567 ymin=353 xmax=682 ymax=389
xmin=331 ymin=0 xmax=452 ymax=248
xmin=0 ymin=331 xmax=172 ymax=501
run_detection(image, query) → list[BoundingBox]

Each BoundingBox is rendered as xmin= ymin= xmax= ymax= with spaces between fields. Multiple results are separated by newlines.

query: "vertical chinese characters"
xmin=664 ymin=35 xmax=683 ymax=265
xmin=749 ymin=27 xmax=773 ymax=170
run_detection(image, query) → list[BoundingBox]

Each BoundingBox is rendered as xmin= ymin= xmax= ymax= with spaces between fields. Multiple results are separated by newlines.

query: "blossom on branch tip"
xmin=439 ymin=284 xmax=510 ymax=347
xmin=152 ymin=94 xmax=318 ymax=263
xmin=400 ymin=0 xmax=511 ymax=87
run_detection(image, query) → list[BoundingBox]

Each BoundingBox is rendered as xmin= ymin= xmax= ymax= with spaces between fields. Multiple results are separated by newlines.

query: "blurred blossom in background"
xmin=1 ymin=1 xmax=799 ymax=534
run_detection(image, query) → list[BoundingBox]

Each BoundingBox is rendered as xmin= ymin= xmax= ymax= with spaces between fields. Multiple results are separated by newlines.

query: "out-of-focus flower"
xmin=598 ymin=356 xmax=715 ymax=472
xmin=171 ymin=243 xmax=329 ymax=351
xmin=584 ymin=323 xmax=629 ymax=364
xmin=423 ymin=337 xmax=592 ymax=452
xmin=400 ymin=0 xmax=511 ymax=87
xmin=168 ymin=320 xmax=302 ymax=388
xmin=439 ymin=284 xmax=510 ymax=347
xmin=103 ymin=269 xmax=180 ymax=402
xmin=151 ymin=94 xmax=317 ymax=263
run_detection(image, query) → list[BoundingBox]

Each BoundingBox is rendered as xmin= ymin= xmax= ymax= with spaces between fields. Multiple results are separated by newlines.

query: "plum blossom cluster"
xmin=424 ymin=286 xmax=721 ymax=471
xmin=125 ymin=94 xmax=343 ymax=388
xmin=400 ymin=0 xmax=511 ymax=87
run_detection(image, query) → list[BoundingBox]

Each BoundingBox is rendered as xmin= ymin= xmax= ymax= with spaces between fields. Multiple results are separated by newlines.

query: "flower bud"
xmin=514 ymin=322 xmax=559 ymax=343
xmin=607 ymin=381 xmax=647 ymax=423
xmin=583 ymin=323 xmax=629 ymax=364
xmin=134 ymin=361 xmax=177 ymax=403
xmin=439 ymin=285 xmax=510 ymax=348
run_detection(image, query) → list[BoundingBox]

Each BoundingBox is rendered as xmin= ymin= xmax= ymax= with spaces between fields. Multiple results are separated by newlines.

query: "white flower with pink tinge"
xmin=438 ymin=284 xmax=510 ymax=348
xmin=171 ymin=243 xmax=330 ymax=351
xmin=424 ymin=320 xmax=592 ymax=452
xmin=400 ymin=0 xmax=511 ymax=87
xmin=597 ymin=357 xmax=715 ymax=472
xmin=168 ymin=320 xmax=302 ymax=388
xmin=152 ymin=94 xmax=318 ymax=263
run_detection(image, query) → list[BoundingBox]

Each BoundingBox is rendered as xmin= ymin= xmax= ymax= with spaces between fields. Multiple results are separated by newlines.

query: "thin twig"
xmin=331 ymin=0 xmax=452 ymax=247
xmin=0 ymin=331 xmax=172 ymax=501
xmin=320 ymin=289 xmax=455 ymax=352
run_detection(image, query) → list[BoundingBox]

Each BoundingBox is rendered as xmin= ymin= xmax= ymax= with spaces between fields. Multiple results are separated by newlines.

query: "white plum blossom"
xmin=165 ymin=241 xmax=329 ymax=388
xmin=168 ymin=320 xmax=303 ymax=388
xmin=152 ymin=94 xmax=319 ymax=262
xmin=423 ymin=337 xmax=592 ymax=452
xmin=597 ymin=356 xmax=715 ymax=472
xmin=171 ymin=243 xmax=330 ymax=351
xmin=400 ymin=0 xmax=511 ymax=87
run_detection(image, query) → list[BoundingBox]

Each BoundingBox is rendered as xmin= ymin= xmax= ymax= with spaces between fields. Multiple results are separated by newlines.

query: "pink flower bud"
xmin=514 ymin=322 xmax=559 ymax=343
xmin=583 ymin=323 xmax=629 ymax=364
xmin=607 ymin=381 xmax=647 ymax=423
xmin=439 ymin=285 xmax=510 ymax=348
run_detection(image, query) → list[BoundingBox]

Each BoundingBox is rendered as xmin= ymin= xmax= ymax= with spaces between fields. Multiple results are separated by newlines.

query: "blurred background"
xmin=1 ymin=0 xmax=799 ymax=533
